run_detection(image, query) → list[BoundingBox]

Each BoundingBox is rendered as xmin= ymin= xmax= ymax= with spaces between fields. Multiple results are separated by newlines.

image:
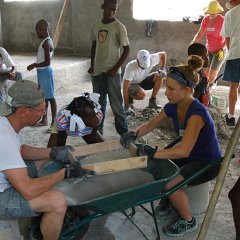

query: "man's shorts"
xmin=223 ymin=58 xmax=240 ymax=83
xmin=37 ymin=66 xmax=55 ymax=100
xmin=129 ymin=72 xmax=156 ymax=97
xmin=0 ymin=161 xmax=40 ymax=220
xmin=174 ymin=158 xmax=221 ymax=186
xmin=209 ymin=46 xmax=227 ymax=72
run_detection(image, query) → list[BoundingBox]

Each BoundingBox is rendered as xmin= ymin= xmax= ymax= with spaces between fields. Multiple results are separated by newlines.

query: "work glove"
xmin=124 ymin=105 xmax=135 ymax=117
xmin=50 ymin=145 xmax=75 ymax=165
xmin=136 ymin=144 xmax=158 ymax=160
xmin=120 ymin=130 xmax=137 ymax=149
xmin=216 ymin=49 xmax=224 ymax=61
xmin=157 ymin=67 xmax=167 ymax=80
xmin=64 ymin=161 xmax=95 ymax=178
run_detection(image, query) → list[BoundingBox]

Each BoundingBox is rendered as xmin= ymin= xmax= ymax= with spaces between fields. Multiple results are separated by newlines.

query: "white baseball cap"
xmin=137 ymin=50 xmax=150 ymax=68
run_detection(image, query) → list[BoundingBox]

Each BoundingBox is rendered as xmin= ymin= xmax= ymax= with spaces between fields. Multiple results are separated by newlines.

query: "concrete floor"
xmin=2 ymin=53 xmax=240 ymax=240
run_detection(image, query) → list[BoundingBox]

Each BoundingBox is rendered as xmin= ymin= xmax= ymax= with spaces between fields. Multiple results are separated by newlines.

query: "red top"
xmin=201 ymin=15 xmax=225 ymax=52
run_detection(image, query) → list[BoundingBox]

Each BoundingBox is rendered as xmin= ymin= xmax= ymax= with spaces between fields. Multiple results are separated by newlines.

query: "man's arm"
xmin=88 ymin=41 xmax=96 ymax=74
xmin=159 ymin=51 xmax=167 ymax=67
xmin=4 ymin=168 xmax=65 ymax=200
xmin=107 ymin=45 xmax=130 ymax=77
xmin=0 ymin=70 xmax=15 ymax=79
xmin=123 ymin=79 xmax=131 ymax=107
xmin=0 ymin=48 xmax=16 ymax=79
xmin=21 ymin=144 xmax=51 ymax=161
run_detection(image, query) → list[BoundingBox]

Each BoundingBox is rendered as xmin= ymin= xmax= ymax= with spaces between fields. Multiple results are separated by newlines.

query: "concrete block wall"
xmin=1 ymin=0 xmax=227 ymax=64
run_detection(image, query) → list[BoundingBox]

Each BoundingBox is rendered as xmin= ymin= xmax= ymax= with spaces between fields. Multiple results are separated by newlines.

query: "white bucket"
xmin=211 ymin=85 xmax=229 ymax=113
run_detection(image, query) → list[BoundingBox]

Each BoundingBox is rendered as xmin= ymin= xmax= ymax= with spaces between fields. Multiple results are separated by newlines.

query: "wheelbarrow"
xmin=29 ymin=137 xmax=222 ymax=240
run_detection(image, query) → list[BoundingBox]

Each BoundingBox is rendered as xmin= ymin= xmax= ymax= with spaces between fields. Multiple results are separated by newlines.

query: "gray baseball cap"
xmin=0 ymin=80 xmax=45 ymax=117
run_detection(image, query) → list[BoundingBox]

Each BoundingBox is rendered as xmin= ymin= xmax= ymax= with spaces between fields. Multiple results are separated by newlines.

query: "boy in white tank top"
xmin=27 ymin=19 xmax=56 ymax=131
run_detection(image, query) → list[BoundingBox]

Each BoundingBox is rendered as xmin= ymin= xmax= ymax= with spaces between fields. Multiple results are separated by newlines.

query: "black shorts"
xmin=138 ymin=72 xmax=156 ymax=90
xmin=174 ymin=158 xmax=221 ymax=186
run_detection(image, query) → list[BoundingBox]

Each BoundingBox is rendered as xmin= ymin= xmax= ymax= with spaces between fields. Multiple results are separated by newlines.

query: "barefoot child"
xmin=27 ymin=19 xmax=56 ymax=130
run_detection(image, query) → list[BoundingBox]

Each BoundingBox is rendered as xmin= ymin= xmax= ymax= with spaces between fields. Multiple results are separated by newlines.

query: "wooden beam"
xmin=73 ymin=140 xmax=123 ymax=157
xmin=82 ymin=156 xmax=148 ymax=174
xmin=0 ymin=0 xmax=3 ymax=46
xmin=53 ymin=0 xmax=70 ymax=48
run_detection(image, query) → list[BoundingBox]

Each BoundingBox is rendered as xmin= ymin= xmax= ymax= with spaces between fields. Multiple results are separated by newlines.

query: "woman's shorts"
xmin=174 ymin=158 xmax=221 ymax=186
xmin=209 ymin=46 xmax=227 ymax=72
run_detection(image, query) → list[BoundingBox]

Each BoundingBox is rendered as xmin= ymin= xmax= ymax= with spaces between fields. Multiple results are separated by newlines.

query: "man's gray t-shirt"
xmin=90 ymin=19 xmax=129 ymax=76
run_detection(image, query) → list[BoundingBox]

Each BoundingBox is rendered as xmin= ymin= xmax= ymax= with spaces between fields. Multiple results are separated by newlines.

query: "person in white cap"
xmin=191 ymin=0 xmax=227 ymax=89
xmin=220 ymin=0 xmax=240 ymax=126
xmin=0 ymin=47 xmax=22 ymax=102
xmin=0 ymin=80 xmax=85 ymax=239
xmin=123 ymin=49 xmax=167 ymax=113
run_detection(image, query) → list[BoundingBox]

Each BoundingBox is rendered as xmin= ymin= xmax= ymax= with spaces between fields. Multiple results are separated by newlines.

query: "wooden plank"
xmin=82 ymin=156 xmax=148 ymax=174
xmin=73 ymin=140 xmax=123 ymax=157
xmin=53 ymin=0 xmax=70 ymax=47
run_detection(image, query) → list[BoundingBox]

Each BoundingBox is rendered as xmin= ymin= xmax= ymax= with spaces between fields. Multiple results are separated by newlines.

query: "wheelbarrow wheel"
xmin=29 ymin=206 xmax=90 ymax=240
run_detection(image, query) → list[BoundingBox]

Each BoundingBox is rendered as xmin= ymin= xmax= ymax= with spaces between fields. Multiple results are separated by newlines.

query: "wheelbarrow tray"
xmin=80 ymin=160 xmax=179 ymax=214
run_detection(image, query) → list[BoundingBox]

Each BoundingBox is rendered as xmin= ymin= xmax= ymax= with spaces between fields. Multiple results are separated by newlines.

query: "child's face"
xmin=35 ymin=26 xmax=44 ymax=39
xmin=103 ymin=2 xmax=118 ymax=21
xmin=82 ymin=105 xmax=101 ymax=128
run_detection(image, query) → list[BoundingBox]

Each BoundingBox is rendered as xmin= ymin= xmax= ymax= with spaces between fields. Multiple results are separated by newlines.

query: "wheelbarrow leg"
xmin=150 ymin=201 xmax=160 ymax=240
xmin=121 ymin=210 xmax=149 ymax=240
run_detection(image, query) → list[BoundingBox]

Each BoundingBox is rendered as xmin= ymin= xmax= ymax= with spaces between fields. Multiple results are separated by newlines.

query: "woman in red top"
xmin=192 ymin=0 xmax=227 ymax=87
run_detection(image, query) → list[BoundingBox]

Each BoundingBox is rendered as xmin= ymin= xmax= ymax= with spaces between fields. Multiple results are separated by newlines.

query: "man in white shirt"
xmin=0 ymin=80 xmax=82 ymax=240
xmin=123 ymin=49 xmax=167 ymax=114
xmin=220 ymin=0 xmax=240 ymax=126
xmin=0 ymin=47 xmax=22 ymax=102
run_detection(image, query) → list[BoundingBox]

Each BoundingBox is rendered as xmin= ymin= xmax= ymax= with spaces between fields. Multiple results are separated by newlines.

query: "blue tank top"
xmin=164 ymin=99 xmax=221 ymax=162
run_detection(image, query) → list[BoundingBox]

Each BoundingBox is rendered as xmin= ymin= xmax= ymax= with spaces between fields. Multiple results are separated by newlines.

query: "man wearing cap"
xmin=0 ymin=80 xmax=68 ymax=240
xmin=220 ymin=0 xmax=240 ymax=126
xmin=123 ymin=49 xmax=167 ymax=113
xmin=0 ymin=47 xmax=22 ymax=102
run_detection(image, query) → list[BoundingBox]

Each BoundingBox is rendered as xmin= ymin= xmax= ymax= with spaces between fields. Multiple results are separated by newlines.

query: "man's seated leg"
xmin=29 ymin=189 xmax=67 ymax=240
xmin=129 ymin=83 xmax=146 ymax=106
xmin=138 ymin=73 xmax=163 ymax=109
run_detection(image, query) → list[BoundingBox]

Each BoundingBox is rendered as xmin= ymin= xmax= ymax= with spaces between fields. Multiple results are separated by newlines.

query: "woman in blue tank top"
xmin=122 ymin=55 xmax=222 ymax=237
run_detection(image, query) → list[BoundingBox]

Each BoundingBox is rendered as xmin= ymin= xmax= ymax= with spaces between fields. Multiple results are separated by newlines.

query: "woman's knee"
xmin=165 ymin=175 xmax=185 ymax=190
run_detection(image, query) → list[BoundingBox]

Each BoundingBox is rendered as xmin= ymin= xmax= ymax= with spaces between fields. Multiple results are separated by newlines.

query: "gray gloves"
xmin=158 ymin=67 xmax=167 ymax=80
xmin=137 ymin=144 xmax=158 ymax=160
xmin=50 ymin=145 xmax=75 ymax=165
xmin=120 ymin=131 xmax=137 ymax=149
xmin=124 ymin=106 xmax=135 ymax=116
xmin=50 ymin=146 xmax=95 ymax=178
xmin=64 ymin=161 xmax=85 ymax=178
